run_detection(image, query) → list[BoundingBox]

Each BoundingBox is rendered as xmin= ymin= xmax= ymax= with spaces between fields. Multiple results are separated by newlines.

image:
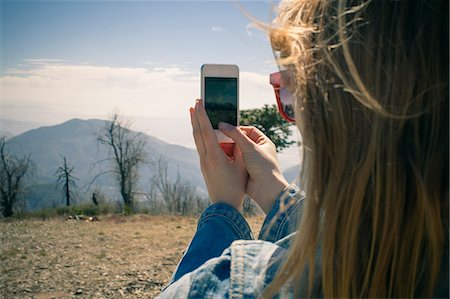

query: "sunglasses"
xmin=270 ymin=70 xmax=295 ymax=123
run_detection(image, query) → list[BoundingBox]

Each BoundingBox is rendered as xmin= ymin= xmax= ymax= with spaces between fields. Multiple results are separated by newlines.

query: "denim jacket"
xmin=157 ymin=184 xmax=449 ymax=298
xmin=157 ymin=184 xmax=305 ymax=298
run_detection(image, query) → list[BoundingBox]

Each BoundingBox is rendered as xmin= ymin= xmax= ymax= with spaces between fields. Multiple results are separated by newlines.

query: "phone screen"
xmin=204 ymin=77 xmax=238 ymax=129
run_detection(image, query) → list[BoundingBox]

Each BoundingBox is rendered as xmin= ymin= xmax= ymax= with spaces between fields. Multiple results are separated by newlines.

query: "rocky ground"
xmin=0 ymin=214 xmax=263 ymax=298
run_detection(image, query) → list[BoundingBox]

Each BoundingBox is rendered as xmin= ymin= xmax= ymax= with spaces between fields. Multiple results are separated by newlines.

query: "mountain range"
xmin=2 ymin=118 xmax=301 ymax=211
xmin=6 ymin=118 xmax=205 ymax=210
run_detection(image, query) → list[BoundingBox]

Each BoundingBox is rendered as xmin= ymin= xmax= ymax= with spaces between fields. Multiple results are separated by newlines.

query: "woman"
xmin=159 ymin=0 xmax=448 ymax=298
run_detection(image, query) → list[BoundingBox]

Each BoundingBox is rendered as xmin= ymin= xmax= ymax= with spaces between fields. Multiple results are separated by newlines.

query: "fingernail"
xmin=218 ymin=122 xmax=234 ymax=130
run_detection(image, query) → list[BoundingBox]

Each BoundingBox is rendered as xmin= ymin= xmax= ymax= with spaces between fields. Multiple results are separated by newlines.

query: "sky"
xmin=0 ymin=0 xmax=301 ymax=169
xmin=1 ymin=0 xmax=278 ymax=119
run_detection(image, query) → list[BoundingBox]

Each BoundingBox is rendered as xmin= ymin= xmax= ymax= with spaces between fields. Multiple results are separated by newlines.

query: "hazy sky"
xmin=1 ymin=0 xmax=279 ymax=121
xmin=0 ymin=0 xmax=301 ymax=169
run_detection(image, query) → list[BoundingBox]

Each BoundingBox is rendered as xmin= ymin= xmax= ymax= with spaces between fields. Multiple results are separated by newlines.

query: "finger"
xmin=195 ymin=99 xmax=221 ymax=153
xmin=237 ymin=126 xmax=267 ymax=144
xmin=232 ymin=145 xmax=248 ymax=182
xmin=233 ymin=141 xmax=244 ymax=166
xmin=190 ymin=106 xmax=206 ymax=156
xmin=218 ymin=122 xmax=256 ymax=153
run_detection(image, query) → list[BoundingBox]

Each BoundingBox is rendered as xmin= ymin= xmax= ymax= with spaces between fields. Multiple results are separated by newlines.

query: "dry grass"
xmin=0 ymin=214 xmax=264 ymax=298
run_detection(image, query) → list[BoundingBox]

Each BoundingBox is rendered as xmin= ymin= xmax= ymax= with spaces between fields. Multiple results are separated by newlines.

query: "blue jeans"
xmin=170 ymin=184 xmax=304 ymax=283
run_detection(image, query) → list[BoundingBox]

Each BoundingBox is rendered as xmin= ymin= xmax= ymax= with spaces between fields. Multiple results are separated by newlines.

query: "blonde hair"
xmin=265 ymin=1 xmax=449 ymax=298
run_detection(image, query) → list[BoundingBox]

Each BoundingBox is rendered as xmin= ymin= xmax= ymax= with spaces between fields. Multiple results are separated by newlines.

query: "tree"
xmin=0 ymin=136 xmax=32 ymax=217
xmin=150 ymin=157 xmax=204 ymax=215
xmin=92 ymin=192 xmax=98 ymax=206
xmin=98 ymin=113 xmax=147 ymax=213
xmin=55 ymin=157 xmax=78 ymax=206
xmin=240 ymin=104 xmax=295 ymax=152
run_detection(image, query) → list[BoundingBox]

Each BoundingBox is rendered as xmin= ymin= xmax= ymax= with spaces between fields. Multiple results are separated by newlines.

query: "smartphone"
xmin=201 ymin=64 xmax=239 ymax=143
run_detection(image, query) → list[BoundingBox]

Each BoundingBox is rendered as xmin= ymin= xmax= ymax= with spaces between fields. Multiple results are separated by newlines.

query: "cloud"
xmin=246 ymin=23 xmax=254 ymax=37
xmin=240 ymin=71 xmax=274 ymax=109
xmin=211 ymin=26 xmax=224 ymax=33
xmin=1 ymin=62 xmax=198 ymax=123
xmin=1 ymin=60 xmax=274 ymax=125
xmin=23 ymin=58 xmax=67 ymax=65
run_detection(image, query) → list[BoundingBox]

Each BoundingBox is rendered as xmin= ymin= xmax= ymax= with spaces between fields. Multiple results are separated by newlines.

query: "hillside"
xmin=7 ymin=119 xmax=205 ymax=210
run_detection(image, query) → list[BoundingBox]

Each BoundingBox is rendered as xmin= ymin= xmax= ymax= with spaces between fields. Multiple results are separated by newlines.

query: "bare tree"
xmin=92 ymin=192 xmax=98 ymax=206
xmin=150 ymin=157 xmax=202 ymax=215
xmin=55 ymin=157 xmax=78 ymax=206
xmin=0 ymin=136 xmax=32 ymax=217
xmin=98 ymin=113 xmax=147 ymax=213
xmin=151 ymin=158 xmax=174 ymax=212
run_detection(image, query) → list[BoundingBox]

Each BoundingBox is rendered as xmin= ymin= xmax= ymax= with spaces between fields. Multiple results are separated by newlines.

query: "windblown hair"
xmin=265 ymin=0 xmax=449 ymax=298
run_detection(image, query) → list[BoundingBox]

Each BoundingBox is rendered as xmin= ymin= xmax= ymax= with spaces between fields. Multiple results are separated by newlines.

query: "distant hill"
xmin=7 ymin=118 xmax=205 ymax=210
xmin=283 ymin=164 xmax=301 ymax=185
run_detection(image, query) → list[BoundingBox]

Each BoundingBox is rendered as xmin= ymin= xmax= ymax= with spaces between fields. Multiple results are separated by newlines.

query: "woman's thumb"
xmin=218 ymin=122 xmax=254 ymax=152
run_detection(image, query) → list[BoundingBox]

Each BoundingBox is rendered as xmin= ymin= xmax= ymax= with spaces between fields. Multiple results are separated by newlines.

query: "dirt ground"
xmin=0 ymin=214 xmax=264 ymax=298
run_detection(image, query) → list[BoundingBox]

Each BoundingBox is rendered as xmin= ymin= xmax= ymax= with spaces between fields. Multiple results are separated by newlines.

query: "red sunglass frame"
xmin=270 ymin=71 xmax=295 ymax=123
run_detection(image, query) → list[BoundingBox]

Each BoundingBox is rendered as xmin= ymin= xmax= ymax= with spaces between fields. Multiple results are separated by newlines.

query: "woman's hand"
xmin=218 ymin=123 xmax=289 ymax=214
xmin=190 ymin=99 xmax=248 ymax=211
